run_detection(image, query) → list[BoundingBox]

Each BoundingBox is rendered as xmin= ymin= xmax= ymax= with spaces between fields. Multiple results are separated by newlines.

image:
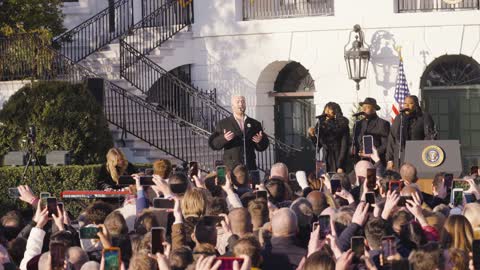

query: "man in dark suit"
xmin=352 ymin=97 xmax=390 ymax=165
xmin=386 ymin=95 xmax=437 ymax=170
xmin=208 ymin=96 xmax=269 ymax=170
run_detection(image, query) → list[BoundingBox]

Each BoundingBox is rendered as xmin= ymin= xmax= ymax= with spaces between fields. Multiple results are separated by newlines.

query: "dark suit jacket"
xmin=353 ymin=114 xmax=390 ymax=164
xmin=208 ymin=116 xmax=269 ymax=170
xmin=386 ymin=110 xmax=436 ymax=167
xmin=262 ymin=236 xmax=307 ymax=270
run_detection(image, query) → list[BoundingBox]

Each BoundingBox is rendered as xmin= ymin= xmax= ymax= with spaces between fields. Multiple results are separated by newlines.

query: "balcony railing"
xmin=397 ymin=0 xmax=479 ymax=12
xmin=243 ymin=0 xmax=334 ymax=20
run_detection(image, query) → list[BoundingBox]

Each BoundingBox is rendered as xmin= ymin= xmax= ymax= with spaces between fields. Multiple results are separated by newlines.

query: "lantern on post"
xmin=344 ymin=24 xmax=371 ymax=90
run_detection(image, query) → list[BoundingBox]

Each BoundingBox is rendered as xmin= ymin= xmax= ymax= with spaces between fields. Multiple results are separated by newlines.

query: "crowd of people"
xmin=0 ymin=94 xmax=477 ymax=270
xmin=0 ymin=145 xmax=479 ymax=270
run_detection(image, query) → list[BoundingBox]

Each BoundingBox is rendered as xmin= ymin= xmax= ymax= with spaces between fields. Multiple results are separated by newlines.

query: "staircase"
xmin=1 ymin=0 xmax=300 ymax=171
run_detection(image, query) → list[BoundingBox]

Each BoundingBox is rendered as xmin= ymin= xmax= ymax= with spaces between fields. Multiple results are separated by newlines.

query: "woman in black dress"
xmin=97 ymin=148 xmax=137 ymax=190
xmin=308 ymin=102 xmax=350 ymax=173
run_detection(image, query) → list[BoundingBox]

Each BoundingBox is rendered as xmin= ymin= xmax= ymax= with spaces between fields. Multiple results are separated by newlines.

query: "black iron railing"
xmin=119 ymin=0 xmax=298 ymax=171
xmin=122 ymin=0 xmax=193 ymax=59
xmin=120 ymin=40 xmax=299 ymax=171
xmin=397 ymin=0 xmax=479 ymax=12
xmin=53 ymin=0 xmax=134 ymax=62
xmin=104 ymin=82 xmax=224 ymax=171
xmin=243 ymin=0 xmax=334 ymax=20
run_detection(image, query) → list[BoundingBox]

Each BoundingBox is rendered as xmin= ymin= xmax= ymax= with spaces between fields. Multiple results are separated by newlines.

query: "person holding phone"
xmin=97 ymin=148 xmax=137 ymax=190
xmin=352 ymin=97 xmax=390 ymax=165
xmin=386 ymin=95 xmax=437 ymax=170
xmin=208 ymin=95 xmax=269 ymax=170
xmin=308 ymin=102 xmax=349 ymax=173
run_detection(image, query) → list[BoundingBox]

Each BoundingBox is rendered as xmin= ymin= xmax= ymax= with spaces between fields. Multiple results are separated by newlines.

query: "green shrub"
xmin=0 ymin=165 xmax=100 ymax=217
xmin=0 ymin=163 xmax=153 ymax=217
xmin=0 ymin=81 xmax=113 ymax=164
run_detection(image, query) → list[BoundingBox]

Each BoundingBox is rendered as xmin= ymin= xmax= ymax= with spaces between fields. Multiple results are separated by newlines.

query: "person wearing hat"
xmin=352 ymin=97 xmax=390 ymax=165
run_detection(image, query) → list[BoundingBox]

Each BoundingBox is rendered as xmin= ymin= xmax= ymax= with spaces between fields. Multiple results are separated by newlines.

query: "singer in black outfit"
xmin=208 ymin=96 xmax=269 ymax=170
xmin=308 ymin=102 xmax=349 ymax=173
xmin=352 ymin=97 xmax=390 ymax=165
xmin=386 ymin=95 xmax=437 ymax=170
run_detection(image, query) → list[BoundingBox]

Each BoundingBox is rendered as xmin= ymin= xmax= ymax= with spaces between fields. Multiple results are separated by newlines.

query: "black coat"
xmin=310 ymin=116 xmax=349 ymax=172
xmin=262 ymin=236 xmax=307 ymax=270
xmin=208 ymin=116 xmax=269 ymax=170
xmin=97 ymin=162 xmax=137 ymax=190
xmin=386 ymin=110 xmax=436 ymax=167
xmin=352 ymin=114 xmax=390 ymax=164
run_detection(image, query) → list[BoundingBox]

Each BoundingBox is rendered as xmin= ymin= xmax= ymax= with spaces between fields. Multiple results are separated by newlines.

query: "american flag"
xmin=391 ymin=58 xmax=410 ymax=122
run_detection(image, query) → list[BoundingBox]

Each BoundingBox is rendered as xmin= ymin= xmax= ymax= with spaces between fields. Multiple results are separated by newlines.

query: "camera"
xmin=27 ymin=125 xmax=36 ymax=142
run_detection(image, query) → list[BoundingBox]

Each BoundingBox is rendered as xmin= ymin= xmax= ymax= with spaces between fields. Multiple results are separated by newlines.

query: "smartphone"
xmin=151 ymin=227 xmax=165 ymax=254
xmin=389 ymin=180 xmax=403 ymax=192
xmin=50 ymin=242 xmax=66 ymax=268
xmin=79 ymin=226 xmax=100 ymax=239
xmin=170 ymin=183 xmax=188 ymax=194
xmin=189 ymin=161 xmax=199 ymax=178
xmin=140 ymin=176 xmax=155 ymax=186
xmin=153 ymin=198 xmax=175 ymax=209
xmin=366 ymin=168 xmax=376 ymax=190
xmin=452 ymin=180 xmax=470 ymax=191
xmin=47 ymin=197 xmax=58 ymax=217
xmin=465 ymin=193 xmax=476 ymax=204
xmin=217 ymin=166 xmax=227 ymax=186
xmin=8 ymin=188 xmax=20 ymax=199
xmin=351 ymin=236 xmax=365 ymax=264
xmin=203 ymin=216 xmax=225 ymax=226
xmin=103 ymin=248 xmax=121 ymax=270
xmin=216 ymin=257 xmax=244 ymax=270
xmin=318 ymin=215 xmax=331 ymax=240
xmin=452 ymin=188 xmax=463 ymax=206
xmin=473 ymin=240 xmax=480 ymax=270
xmin=40 ymin=192 xmax=51 ymax=208
xmin=331 ymin=179 xmax=341 ymax=193
xmin=444 ymin=173 xmax=453 ymax=189
xmin=315 ymin=160 xmax=326 ymax=178
xmin=118 ymin=175 xmax=135 ymax=185
xmin=365 ymin=192 xmax=375 ymax=212
xmin=249 ymin=170 xmax=261 ymax=186
xmin=326 ymin=172 xmax=336 ymax=179
xmin=363 ymin=135 xmax=374 ymax=155
xmin=57 ymin=202 xmax=64 ymax=213
xmin=397 ymin=196 xmax=412 ymax=207
xmin=381 ymin=236 xmax=396 ymax=260
xmin=255 ymin=190 xmax=267 ymax=200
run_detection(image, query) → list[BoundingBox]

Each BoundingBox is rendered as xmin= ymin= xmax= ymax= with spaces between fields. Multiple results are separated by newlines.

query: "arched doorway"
xmin=421 ymin=55 xmax=480 ymax=170
xmin=272 ymin=61 xmax=316 ymax=173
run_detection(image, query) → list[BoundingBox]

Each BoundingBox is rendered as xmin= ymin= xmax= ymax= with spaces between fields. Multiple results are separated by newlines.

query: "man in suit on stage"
xmin=208 ymin=95 xmax=269 ymax=170
xmin=352 ymin=97 xmax=390 ymax=165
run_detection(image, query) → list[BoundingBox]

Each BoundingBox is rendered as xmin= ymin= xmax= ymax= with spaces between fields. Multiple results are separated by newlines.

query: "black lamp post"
xmin=344 ymin=24 xmax=371 ymax=90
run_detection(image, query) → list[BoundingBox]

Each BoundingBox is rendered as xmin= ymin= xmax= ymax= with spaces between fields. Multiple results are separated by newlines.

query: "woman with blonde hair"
xmin=440 ymin=215 xmax=474 ymax=252
xmin=97 ymin=147 xmax=137 ymax=190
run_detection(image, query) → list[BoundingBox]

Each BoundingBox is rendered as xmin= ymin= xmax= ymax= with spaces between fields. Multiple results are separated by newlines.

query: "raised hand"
xmin=352 ymin=202 xmax=370 ymax=226
xmin=381 ymin=190 xmax=400 ymax=220
xmin=252 ymin=131 xmax=263 ymax=143
xmin=224 ymin=129 xmax=235 ymax=141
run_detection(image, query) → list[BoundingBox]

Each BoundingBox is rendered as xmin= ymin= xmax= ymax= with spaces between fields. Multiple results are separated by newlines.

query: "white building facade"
xmin=3 ymin=0 xmax=479 ymax=170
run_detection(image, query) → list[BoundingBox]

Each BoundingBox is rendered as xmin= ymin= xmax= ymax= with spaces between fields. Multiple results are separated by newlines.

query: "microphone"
xmin=399 ymin=108 xmax=409 ymax=113
xmin=352 ymin=112 xmax=365 ymax=117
